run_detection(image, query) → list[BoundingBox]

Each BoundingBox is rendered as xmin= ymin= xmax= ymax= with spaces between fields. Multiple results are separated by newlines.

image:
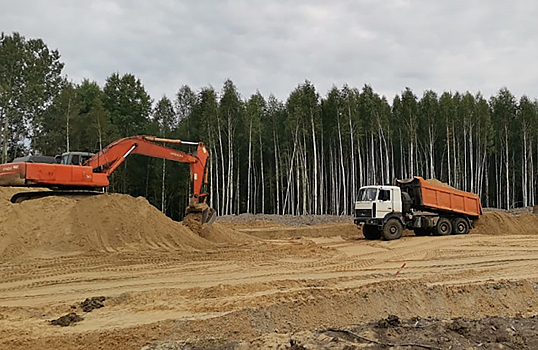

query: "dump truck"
xmin=354 ymin=177 xmax=482 ymax=240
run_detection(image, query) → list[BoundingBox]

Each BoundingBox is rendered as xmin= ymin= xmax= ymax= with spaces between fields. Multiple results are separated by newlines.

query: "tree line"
xmin=2 ymin=32 xmax=537 ymax=219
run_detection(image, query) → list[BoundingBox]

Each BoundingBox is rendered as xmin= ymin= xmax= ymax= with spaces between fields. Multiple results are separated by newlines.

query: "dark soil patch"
xmin=80 ymin=296 xmax=106 ymax=312
xmin=49 ymin=313 xmax=84 ymax=327
xmin=146 ymin=315 xmax=538 ymax=349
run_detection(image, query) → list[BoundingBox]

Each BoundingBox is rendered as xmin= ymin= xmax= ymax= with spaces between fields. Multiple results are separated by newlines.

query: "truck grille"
xmin=355 ymin=209 xmax=371 ymax=218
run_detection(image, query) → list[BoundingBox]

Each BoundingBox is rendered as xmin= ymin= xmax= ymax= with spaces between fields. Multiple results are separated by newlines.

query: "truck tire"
xmin=452 ymin=218 xmax=470 ymax=235
xmin=414 ymin=228 xmax=431 ymax=236
xmin=434 ymin=217 xmax=452 ymax=236
xmin=382 ymin=219 xmax=403 ymax=240
xmin=363 ymin=225 xmax=381 ymax=240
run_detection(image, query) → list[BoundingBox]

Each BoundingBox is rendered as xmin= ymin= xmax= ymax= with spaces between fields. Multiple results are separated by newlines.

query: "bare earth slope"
xmin=2 ymin=187 xmax=538 ymax=349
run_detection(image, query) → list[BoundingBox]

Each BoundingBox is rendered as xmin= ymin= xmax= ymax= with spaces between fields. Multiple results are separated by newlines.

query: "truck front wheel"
xmin=434 ymin=217 xmax=452 ymax=236
xmin=363 ymin=225 xmax=381 ymax=240
xmin=382 ymin=219 xmax=403 ymax=240
xmin=452 ymin=218 xmax=470 ymax=235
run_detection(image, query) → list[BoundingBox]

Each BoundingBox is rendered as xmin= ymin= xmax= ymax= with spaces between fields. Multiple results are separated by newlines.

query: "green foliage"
xmin=7 ymin=33 xmax=538 ymax=215
xmin=0 ymin=32 xmax=64 ymax=161
xmin=103 ymin=73 xmax=152 ymax=137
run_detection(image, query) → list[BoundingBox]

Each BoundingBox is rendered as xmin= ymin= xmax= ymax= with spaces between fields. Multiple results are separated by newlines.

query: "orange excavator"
xmin=0 ymin=135 xmax=217 ymax=224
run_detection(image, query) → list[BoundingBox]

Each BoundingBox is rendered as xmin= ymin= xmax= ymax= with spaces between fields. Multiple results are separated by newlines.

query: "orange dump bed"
xmin=397 ymin=177 xmax=482 ymax=218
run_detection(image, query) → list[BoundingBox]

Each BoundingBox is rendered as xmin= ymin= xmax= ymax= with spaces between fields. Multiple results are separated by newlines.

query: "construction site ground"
xmin=2 ymin=189 xmax=538 ymax=349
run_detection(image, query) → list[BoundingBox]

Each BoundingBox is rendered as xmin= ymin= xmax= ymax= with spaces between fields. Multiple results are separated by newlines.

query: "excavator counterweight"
xmin=0 ymin=135 xmax=217 ymax=224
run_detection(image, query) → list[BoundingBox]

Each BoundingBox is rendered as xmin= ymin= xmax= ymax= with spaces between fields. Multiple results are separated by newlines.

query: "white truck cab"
xmin=355 ymin=185 xmax=402 ymax=224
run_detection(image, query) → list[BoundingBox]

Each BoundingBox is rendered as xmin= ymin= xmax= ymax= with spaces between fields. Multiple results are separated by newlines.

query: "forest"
xmin=1 ymin=32 xmax=537 ymax=219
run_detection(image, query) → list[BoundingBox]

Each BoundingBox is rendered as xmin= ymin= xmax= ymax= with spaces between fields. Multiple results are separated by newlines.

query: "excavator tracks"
xmin=10 ymin=190 xmax=103 ymax=204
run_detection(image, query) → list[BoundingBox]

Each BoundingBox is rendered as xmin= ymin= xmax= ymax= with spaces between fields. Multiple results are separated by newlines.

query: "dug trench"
xmin=2 ymin=187 xmax=538 ymax=349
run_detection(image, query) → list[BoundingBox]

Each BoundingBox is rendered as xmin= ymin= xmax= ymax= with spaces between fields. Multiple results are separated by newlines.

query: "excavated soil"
xmin=144 ymin=313 xmax=538 ymax=349
xmin=0 ymin=188 xmax=256 ymax=261
xmin=3 ymin=186 xmax=538 ymax=349
xmin=424 ymin=178 xmax=455 ymax=189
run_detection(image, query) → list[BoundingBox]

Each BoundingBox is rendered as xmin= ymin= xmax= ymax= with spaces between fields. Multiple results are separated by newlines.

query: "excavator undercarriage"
xmin=10 ymin=190 xmax=102 ymax=204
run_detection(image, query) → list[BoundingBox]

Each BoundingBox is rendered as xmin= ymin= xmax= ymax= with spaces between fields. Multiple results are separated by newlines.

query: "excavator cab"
xmin=58 ymin=152 xmax=94 ymax=165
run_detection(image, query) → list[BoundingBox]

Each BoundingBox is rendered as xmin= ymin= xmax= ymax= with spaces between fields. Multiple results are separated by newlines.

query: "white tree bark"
xmin=161 ymin=159 xmax=166 ymax=213
xmin=246 ymin=118 xmax=253 ymax=213
xmin=259 ymin=133 xmax=265 ymax=214
xmin=337 ymin=114 xmax=347 ymax=214
xmin=273 ymin=130 xmax=280 ymax=214
xmin=311 ymin=114 xmax=318 ymax=214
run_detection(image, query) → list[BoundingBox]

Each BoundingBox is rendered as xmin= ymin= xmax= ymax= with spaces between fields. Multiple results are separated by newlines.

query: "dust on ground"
xmin=2 ymin=186 xmax=538 ymax=349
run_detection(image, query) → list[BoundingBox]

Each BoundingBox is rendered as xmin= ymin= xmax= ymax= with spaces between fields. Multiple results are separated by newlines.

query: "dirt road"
xmin=2 ymin=226 xmax=538 ymax=348
xmin=2 ymin=190 xmax=538 ymax=349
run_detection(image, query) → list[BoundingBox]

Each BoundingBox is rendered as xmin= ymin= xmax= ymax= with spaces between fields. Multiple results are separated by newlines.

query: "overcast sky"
xmin=2 ymin=0 xmax=538 ymax=102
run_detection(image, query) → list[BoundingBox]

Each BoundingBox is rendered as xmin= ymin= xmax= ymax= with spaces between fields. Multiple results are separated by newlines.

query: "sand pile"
xmin=425 ymin=178 xmax=455 ymax=189
xmin=0 ymin=189 xmax=254 ymax=261
xmin=474 ymin=211 xmax=538 ymax=235
xmin=183 ymin=212 xmax=259 ymax=244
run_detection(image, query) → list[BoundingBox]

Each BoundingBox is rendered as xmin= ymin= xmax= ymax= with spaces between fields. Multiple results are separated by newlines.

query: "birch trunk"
xmin=282 ymin=127 xmax=298 ymax=215
xmin=273 ymin=131 xmax=280 ymax=214
xmin=337 ymin=117 xmax=347 ymax=214
xmin=246 ymin=119 xmax=253 ymax=213
xmin=447 ymin=125 xmax=451 ymax=185
xmin=505 ymin=128 xmax=510 ymax=209
xmin=161 ymin=159 xmax=166 ymax=213
xmin=3 ymin=112 xmax=8 ymax=163
xmin=349 ymin=116 xmax=355 ymax=202
xmin=226 ymin=116 xmax=233 ymax=214
xmin=260 ymin=133 xmax=265 ymax=214
xmin=311 ymin=112 xmax=318 ymax=214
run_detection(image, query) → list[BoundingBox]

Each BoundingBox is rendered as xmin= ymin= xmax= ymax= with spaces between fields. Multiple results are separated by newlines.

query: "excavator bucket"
xmin=201 ymin=206 xmax=217 ymax=225
xmin=186 ymin=202 xmax=217 ymax=225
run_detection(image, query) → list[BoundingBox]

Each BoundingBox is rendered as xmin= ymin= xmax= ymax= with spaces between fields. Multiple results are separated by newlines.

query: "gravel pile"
xmin=217 ymin=213 xmax=354 ymax=226
xmin=483 ymin=206 xmax=537 ymax=215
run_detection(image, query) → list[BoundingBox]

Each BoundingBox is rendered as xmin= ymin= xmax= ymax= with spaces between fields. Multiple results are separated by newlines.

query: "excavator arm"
xmin=85 ymin=136 xmax=210 ymax=203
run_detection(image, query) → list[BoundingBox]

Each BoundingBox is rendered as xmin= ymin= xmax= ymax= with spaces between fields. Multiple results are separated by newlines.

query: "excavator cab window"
xmin=71 ymin=154 xmax=80 ymax=165
xmin=80 ymin=155 xmax=92 ymax=164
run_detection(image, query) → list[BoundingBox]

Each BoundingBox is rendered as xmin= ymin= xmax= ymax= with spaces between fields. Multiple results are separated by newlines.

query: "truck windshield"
xmin=358 ymin=188 xmax=378 ymax=201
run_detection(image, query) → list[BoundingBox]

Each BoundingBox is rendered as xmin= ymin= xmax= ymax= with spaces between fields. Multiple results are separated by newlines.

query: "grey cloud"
xmin=2 ymin=0 xmax=538 ymax=102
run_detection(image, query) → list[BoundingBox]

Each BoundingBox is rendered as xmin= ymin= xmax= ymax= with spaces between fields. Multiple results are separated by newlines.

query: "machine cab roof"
xmin=357 ymin=185 xmax=400 ymax=202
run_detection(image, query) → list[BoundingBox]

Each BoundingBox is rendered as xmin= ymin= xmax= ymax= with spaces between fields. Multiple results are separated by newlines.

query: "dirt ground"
xmin=3 ymin=188 xmax=538 ymax=349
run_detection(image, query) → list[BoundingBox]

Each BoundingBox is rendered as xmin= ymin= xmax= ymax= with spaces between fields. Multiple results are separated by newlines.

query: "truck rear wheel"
xmin=434 ymin=217 xmax=452 ymax=236
xmin=382 ymin=219 xmax=403 ymax=240
xmin=363 ymin=225 xmax=381 ymax=240
xmin=452 ymin=218 xmax=470 ymax=235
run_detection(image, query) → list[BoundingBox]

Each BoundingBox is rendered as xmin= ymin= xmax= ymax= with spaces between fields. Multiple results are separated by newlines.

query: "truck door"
xmin=377 ymin=189 xmax=392 ymax=218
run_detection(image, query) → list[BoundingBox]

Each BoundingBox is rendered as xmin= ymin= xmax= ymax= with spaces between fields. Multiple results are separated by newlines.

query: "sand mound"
xmin=184 ymin=213 xmax=259 ymax=244
xmin=425 ymin=178 xmax=455 ymax=189
xmin=0 ymin=190 xmax=255 ymax=261
xmin=474 ymin=211 xmax=538 ymax=235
